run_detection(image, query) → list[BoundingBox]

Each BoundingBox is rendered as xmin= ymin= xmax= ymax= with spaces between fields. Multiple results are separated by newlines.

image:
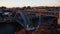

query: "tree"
xmin=26 ymin=6 xmax=31 ymax=9
xmin=0 ymin=6 xmax=6 ymax=9
xmin=22 ymin=6 xmax=26 ymax=10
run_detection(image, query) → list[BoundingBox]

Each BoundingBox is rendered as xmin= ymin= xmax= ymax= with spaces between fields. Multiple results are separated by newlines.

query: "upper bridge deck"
xmin=0 ymin=9 xmax=59 ymax=23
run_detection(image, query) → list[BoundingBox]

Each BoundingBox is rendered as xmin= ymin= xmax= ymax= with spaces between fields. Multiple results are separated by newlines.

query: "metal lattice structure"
xmin=0 ymin=9 xmax=58 ymax=34
xmin=13 ymin=10 xmax=57 ymax=34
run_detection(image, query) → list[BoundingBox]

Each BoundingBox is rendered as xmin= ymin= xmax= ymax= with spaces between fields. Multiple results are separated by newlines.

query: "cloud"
xmin=0 ymin=0 xmax=60 ymax=7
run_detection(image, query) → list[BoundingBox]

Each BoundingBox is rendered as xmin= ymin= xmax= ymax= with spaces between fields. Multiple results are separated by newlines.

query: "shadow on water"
xmin=0 ymin=22 xmax=23 ymax=34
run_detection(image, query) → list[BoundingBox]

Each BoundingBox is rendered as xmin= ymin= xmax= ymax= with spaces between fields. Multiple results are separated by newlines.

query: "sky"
xmin=0 ymin=0 xmax=60 ymax=8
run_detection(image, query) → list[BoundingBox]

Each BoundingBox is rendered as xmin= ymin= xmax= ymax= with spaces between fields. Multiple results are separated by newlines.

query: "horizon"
xmin=0 ymin=0 xmax=60 ymax=8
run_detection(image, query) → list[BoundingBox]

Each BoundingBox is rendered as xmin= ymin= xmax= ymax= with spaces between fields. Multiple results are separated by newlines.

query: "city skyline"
xmin=0 ymin=0 xmax=60 ymax=8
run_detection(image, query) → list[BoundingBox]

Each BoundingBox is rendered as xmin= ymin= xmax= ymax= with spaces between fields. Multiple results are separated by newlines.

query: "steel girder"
xmin=14 ymin=10 xmax=31 ymax=29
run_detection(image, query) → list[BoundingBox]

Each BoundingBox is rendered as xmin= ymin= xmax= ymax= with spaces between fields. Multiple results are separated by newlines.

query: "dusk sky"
xmin=0 ymin=0 xmax=60 ymax=8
